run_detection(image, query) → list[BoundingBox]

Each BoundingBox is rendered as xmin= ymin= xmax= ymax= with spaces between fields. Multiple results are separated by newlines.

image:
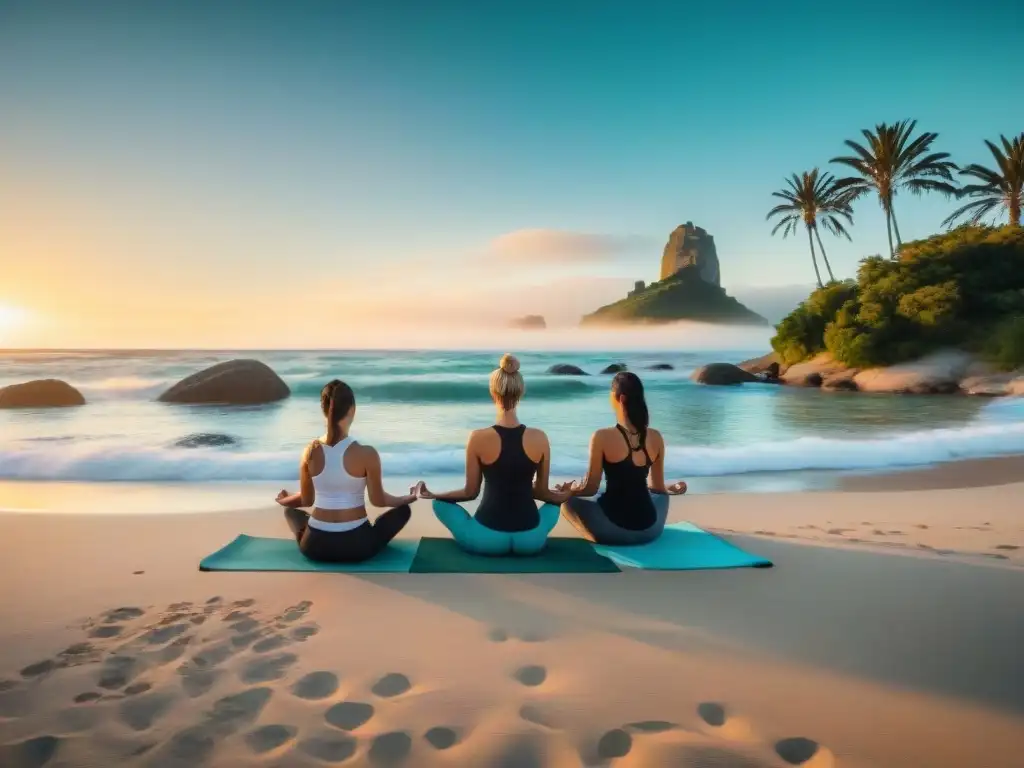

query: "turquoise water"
xmin=2 ymin=350 xmax=1024 ymax=491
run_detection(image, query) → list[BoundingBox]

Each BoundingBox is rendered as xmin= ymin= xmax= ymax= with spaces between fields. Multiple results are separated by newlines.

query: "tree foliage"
xmin=772 ymin=226 xmax=1024 ymax=369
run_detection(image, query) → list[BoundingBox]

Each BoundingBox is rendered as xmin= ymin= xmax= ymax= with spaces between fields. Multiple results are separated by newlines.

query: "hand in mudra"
xmin=413 ymin=481 xmax=435 ymax=500
xmin=275 ymin=489 xmax=290 ymax=506
xmin=666 ymin=481 xmax=688 ymax=496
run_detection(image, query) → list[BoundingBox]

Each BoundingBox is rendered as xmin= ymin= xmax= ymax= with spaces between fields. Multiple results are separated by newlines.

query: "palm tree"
xmin=942 ymin=133 xmax=1023 ymax=228
xmin=831 ymin=120 xmax=958 ymax=259
xmin=766 ymin=169 xmax=854 ymax=288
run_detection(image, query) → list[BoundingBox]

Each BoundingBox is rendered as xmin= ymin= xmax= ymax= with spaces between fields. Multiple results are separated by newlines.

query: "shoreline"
xmin=1 ymin=481 xmax=1022 ymax=767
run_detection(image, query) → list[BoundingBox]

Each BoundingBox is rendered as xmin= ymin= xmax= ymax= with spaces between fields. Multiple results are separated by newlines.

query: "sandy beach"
xmin=1 ymin=464 xmax=1022 ymax=768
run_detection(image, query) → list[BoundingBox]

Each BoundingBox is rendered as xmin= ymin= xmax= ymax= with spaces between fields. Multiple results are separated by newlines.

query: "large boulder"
xmin=547 ymin=364 xmax=588 ymax=376
xmin=647 ymin=363 xmax=674 ymax=371
xmin=659 ymin=222 xmax=720 ymax=285
xmin=0 ymin=379 xmax=85 ymax=409
xmin=600 ymin=363 xmax=627 ymax=374
xmin=782 ymin=354 xmax=853 ymax=388
xmin=174 ymin=433 xmax=238 ymax=448
xmin=854 ymin=350 xmax=974 ymax=395
xmin=159 ymin=360 xmax=290 ymax=405
xmin=821 ymin=370 xmax=859 ymax=391
xmin=691 ymin=363 xmax=759 ymax=386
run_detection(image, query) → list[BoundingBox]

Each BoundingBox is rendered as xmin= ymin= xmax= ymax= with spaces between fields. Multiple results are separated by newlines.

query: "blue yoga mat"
xmin=594 ymin=522 xmax=772 ymax=570
xmin=199 ymin=534 xmax=418 ymax=573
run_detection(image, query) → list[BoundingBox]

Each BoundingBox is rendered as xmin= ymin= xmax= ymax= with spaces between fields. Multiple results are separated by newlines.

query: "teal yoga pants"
xmin=432 ymin=500 xmax=560 ymax=555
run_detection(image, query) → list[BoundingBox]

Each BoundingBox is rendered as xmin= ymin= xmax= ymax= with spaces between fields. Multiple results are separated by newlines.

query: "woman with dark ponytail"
xmin=557 ymin=371 xmax=687 ymax=545
xmin=274 ymin=379 xmax=416 ymax=563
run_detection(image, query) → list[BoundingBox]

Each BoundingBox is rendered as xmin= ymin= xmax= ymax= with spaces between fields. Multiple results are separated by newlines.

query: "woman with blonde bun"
xmin=414 ymin=353 xmax=569 ymax=555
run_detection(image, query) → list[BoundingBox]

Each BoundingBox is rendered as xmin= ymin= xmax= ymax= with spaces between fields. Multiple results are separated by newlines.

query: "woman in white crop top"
xmin=275 ymin=379 xmax=415 ymax=563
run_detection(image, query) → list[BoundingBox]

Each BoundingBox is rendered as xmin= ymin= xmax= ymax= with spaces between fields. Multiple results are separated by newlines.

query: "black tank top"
xmin=475 ymin=425 xmax=541 ymax=533
xmin=598 ymin=424 xmax=656 ymax=530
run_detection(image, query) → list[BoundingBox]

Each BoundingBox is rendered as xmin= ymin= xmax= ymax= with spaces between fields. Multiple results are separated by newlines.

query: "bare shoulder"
xmin=303 ymin=439 xmax=324 ymax=463
xmin=523 ymin=426 xmax=550 ymax=446
xmin=646 ymin=428 xmax=665 ymax=455
xmin=352 ymin=441 xmax=380 ymax=462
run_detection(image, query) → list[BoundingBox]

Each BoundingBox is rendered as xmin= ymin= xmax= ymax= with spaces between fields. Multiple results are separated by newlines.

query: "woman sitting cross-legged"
xmin=275 ymin=379 xmax=416 ymax=563
xmin=557 ymin=371 xmax=687 ymax=545
xmin=414 ymin=354 xmax=569 ymax=555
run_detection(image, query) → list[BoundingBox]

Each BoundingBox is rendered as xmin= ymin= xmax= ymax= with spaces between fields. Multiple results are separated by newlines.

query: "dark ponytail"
xmin=612 ymin=372 xmax=649 ymax=449
xmin=320 ymin=379 xmax=355 ymax=446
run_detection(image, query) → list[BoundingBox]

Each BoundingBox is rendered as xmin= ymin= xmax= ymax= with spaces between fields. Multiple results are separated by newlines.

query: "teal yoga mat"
xmin=199 ymin=534 xmax=418 ymax=573
xmin=410 ymin=537 xmax=621 ymax=573
xmin=594 ymin=522 xmax=773 ymax=570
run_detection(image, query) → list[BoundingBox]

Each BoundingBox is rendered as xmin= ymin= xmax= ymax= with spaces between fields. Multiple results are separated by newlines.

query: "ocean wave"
xmin=290 ymin=377 xmax=601 ymax=403
xmin=76 ymin=376 xmax=171 ymax=400
xmin=4 ymin=421 xmax=1024 ymax=482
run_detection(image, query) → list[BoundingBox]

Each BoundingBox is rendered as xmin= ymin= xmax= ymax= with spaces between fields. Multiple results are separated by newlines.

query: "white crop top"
xmin=311 ymin=436 xmax=367 ymax=510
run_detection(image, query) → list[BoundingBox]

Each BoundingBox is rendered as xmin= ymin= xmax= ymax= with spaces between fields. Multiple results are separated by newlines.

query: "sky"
xmin=1 ymin=0 xmax=1022 ymax=348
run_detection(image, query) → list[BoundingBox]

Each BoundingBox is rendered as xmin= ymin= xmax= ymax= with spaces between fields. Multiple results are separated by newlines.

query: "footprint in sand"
xmin=177 ymin=663 xmax=221 ymax=698
xmin=88 ymin=625 xmax=123 ymax=639
xmin=423 ymin=727 xmax=460 ymax=750
xmin=290 ymin=623 xmax=320 ymax=641
xmin=0 ymin=735 xmax=61 ymax=768
xmin=995 ymin=544 xmax=1020 ymax=551
xmin=252 ymin=634 xmax=290 ymax=653
xmin=104 ymin=607 xmax=145 ymax=623
xmin=291 ymin=671 xmax=339 ymax=700
xmin=97 ymin=655 xmax=145 ymax=690
xmin=232 ymin=598 xmax=257 ymax=608
xmin=371 ymin=673 xmax=411 ymax=698
xmin=245 ymin=724 xmax=297 ymax=754
xmin=325 ymin=701 xmax=375 ymax=731
xmin=229 ymin=618 xmax=261 ymax=635
xmin=519 ymin=631 xmax=547 ymax=643
xmin=230 ymin=630 xmax=262 ymax=649
xmin=697 ymin=702 xmax=727 ymax=727
xmin=191 ymin=642 xmax=236 ymax=670
xmin=155 ymin=687 xmax=274 ymax=764
xmin=776 ymin=737 xmax=831 ymax=765
xmin=223 ymin=610 xmax=254 ymax=623
xmin=124 ymin=682 xmax=152 ymax=696
xmin=369 ymin=732 xmax=412 ymax=765
xmin=118 ymin=691 xmax=176 ymax=731
xmin=278 ymin=600 xmax=314 ymax=625
xmin=155 ymin=636 xmax=193 ymax=666
xmin=299 ymin=734 xmax=357 ymax=763
xmin=20 ymin=659 xmax=56 ymax=679
xmin=0 ymin=687 xmax=30 ymax=718
xmin=240 ymin=652 xmax=298 ymax=684
xmin=140 ymin=622 xmax=190 ymax=646
xmin=488 ymin=628 xmax=509 ymax=642
xmin=597 ymin=729 xmax=633 ymax=760
xmin=512 ymin=665 xmax=546 ymax=687
xmin=73 ymin=691 xmax=103 ymax=704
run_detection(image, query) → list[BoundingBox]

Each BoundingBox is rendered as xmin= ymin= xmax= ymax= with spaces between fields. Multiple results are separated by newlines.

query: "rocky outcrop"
xmin=647 ymin=363 xmax=674 ymax=371
xmin=174 ymin=433 xmax=238 ymax=448
xmin=738 ymin=352 xmax=783 ymax=376
xmin=159 ymin=360 xmax=290 ymax=405
xmin=782 ymin=354 xmax=855 ymax=388
xmin=659 ymin=222 xmax=720 ymax=285
xmin=691 ymin=363 xmax=759 ymax=386
xmin=960 ymin=373 xmax=1018 ymax=396
xmin=547 ymin=364 xmax=588 ymax=376
xmin=510 ymin=315 xmax=546 ymax=330
xmin=821 ymin=370 xmax=859 ymax=391
xmin=854 ymin=351 xmax=973 ymax=395
xmin=0 ymin=379 xmax=85 ymax=408
xmin=600 ymin=364 xmax=627 ymax=374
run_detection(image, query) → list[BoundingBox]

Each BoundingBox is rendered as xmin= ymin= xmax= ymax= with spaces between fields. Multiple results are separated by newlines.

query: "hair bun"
xmin=499 ymin=353 xmax=520 ymax=375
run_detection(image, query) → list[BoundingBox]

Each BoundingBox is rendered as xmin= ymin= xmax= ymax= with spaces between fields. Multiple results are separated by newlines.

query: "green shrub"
xmin=986 ymin=316 xmax=1024 ymax=370
xmin=772 ymin=226 xmax=1024 ymax=368
xmin=771 ymin=281 xmax=858 ymax=364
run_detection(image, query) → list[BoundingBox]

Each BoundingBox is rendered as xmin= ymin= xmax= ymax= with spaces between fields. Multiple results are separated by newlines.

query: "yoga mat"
xmin=410 ymin=537 xmax=621 ymax=573
xmin=199 ymin=534 xmax=418 ymax=573
xmin=594 ymin=522 xmax=773 ymax=570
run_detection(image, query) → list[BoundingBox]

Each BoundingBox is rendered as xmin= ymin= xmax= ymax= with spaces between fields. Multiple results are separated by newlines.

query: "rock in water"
xmin=647 ymin=363 xmax=674 ymax=371
xmin=738 ymin=352 xmax=783 ymax=376
xmin=547 ymin=364 xmax=588 ymax=376
xmin=159 ymin=360 xmax=290 ymax=405
xmin=690 ymin=363 xmax=759 ymax=386
xmin=782 ymin=354 xmax=854 ymax=388
xmin=0 ymin=379 xmax=85 ymax=408
xmin=175 ymin=433 xmax=238 ymax=448
xmin=853 ymin=350 xmax=973 ymax=395
xmin=600 ymin=364 xmax=627 ymax=374
xmin=659 ymin=221 xmax=720 ymax=285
